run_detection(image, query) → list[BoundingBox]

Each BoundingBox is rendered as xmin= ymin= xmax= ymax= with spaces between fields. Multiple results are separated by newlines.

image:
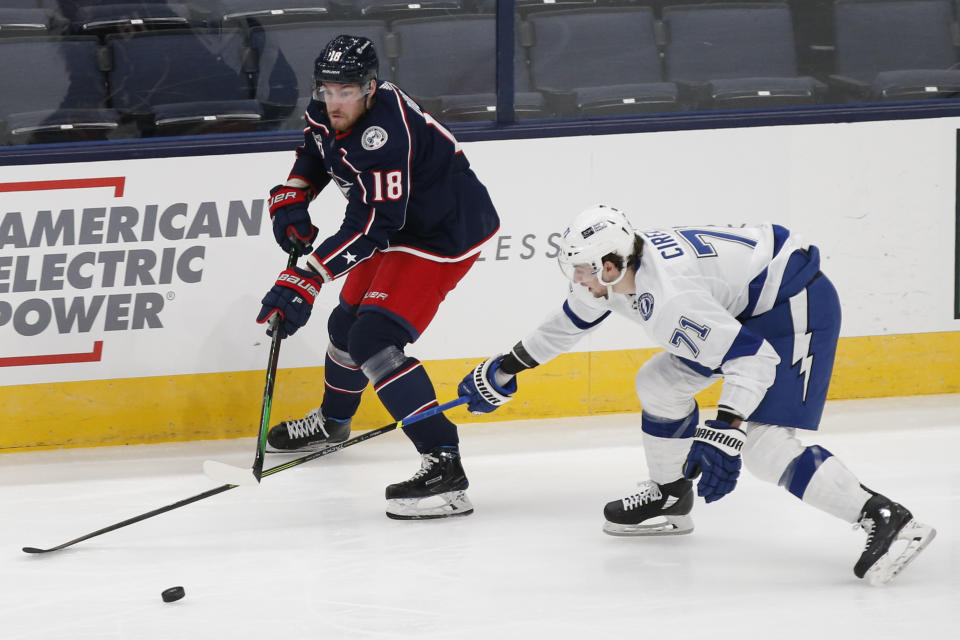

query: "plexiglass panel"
xmin=1 ymin=1 xmax=959 ymax=146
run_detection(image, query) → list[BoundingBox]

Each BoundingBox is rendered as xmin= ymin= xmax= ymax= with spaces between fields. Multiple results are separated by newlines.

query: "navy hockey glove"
xmin=256 ymin=267 xmax=323 ymax=338
xmin=682 ymin=419 xmax=746 ymax=503
xmin=268 ymin=184 xmax=318 ymax=254
xmin=458 ymin=355 xmax=517 ymax=414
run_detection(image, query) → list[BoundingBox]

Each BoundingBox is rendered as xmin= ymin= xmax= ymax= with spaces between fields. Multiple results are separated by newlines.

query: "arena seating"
xmin=218 ymin=0 xmax=333 ymax=27
xmin=830 ymin=0 xmax=960 ymax=101
xmin=252 ymin=20 xmax=391 ymax=125
xmin=106 ymin=28 xmax=262 ymax=135
xmin=662 ymin=2 xmax=824 ymax=108
xmin=389 ymin=14 xmax=548 ymax=120
xmin=525 ymin=7 xmax=679 ymax=116
xmin=0 ymin=36 xmax=120 ymax=144
xmin=0 ymin=7 xmax=58 ymax=36
xmin=55 ymin=1 xmax=195 ymax=35
xmin=351 ymin=0 xmax=466 ymax=20
xmin=2 ymin=1 xmax=959 ymax=143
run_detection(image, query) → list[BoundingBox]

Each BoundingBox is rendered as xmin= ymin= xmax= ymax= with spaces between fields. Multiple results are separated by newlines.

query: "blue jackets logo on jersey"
xmin=633 ymin=292 xmax=655 ymax=320
xmin=361 ymin=126 xmax=388 ymax=150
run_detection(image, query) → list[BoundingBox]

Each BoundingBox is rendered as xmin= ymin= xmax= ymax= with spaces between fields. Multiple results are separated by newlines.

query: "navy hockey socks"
xmin=373 ymin=357 xmax=459 ymax=452
xmin=320 ymin=347 xmax=368 ymax=421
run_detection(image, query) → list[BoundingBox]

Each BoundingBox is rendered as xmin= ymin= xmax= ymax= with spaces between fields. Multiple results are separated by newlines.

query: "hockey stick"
xmin=22 ymin=396 xmax=468 ymax=555
xmin=203 ymin=248 xmax=298 ymax=487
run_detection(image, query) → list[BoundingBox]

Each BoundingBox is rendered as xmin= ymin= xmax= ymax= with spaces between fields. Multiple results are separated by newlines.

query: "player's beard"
xmin=328 ymin=111 xmax=351 ymax=132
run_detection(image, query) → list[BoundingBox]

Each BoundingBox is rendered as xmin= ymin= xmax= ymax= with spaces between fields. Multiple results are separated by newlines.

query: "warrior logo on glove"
xmin=683 ymin=418 xmax=746 ymax=504
xmin=458 ymin=356 xmax=517 ymax=415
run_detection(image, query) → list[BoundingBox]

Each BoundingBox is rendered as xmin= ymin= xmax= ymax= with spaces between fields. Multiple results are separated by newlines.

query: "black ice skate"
xmin=266 ymin=408 xmax=351 ymax=453
xmin=385 ymin=447 xmax=474 ymax=520
xmin=603 ymin=478 xmax=694 ymax=536
xmin=853 ymin=490 xmax=936 ymax=586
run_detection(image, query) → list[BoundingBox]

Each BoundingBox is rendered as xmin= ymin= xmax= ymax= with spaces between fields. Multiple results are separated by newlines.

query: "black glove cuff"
xmin=716 ymin=407 xmax=743 ymax=425
xmin=499 ymin=342 xmax=539 ymax=376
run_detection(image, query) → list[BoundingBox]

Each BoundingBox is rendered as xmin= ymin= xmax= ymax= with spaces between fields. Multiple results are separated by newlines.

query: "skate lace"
xmin=286 ymin=409 xmax=324 ymax=439
xmin=408 ymin=453 xmax=440 ymax=481
xmin=854 ymin=517 xmax=876 ymax=548
xmin=621 ymin=481 xmax=663 ymax=511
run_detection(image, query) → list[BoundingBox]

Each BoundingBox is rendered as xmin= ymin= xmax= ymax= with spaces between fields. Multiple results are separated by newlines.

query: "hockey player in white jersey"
xmin=458 ymin=204 xmax=936 ymax=585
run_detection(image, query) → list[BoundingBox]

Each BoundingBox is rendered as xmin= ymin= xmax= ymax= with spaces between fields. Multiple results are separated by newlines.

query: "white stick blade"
xmin=202 ymin=460 xmax=260 ymax=487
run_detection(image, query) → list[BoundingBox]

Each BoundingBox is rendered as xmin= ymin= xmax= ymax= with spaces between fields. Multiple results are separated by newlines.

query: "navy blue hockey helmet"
xmin=314 ymin=35 xmax=379 ymax=91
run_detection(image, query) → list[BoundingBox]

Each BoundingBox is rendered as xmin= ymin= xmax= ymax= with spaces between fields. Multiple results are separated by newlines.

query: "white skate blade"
xmin=202 ymin=460 xmax=260 ymax=487
xmin=603 ymin=514 xmax=694 ymax=537
xmin=386 ymin=491 xmax=474 ymax=520
xmin=865 ymin=520 xmax=937 ymax=586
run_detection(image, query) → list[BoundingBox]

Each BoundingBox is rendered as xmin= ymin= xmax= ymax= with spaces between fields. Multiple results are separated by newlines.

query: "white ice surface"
xmin=3 ymin=395 xmax=959 ymax=639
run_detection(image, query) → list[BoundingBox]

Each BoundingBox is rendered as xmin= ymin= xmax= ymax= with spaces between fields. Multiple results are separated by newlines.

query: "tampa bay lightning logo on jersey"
xmin=632 ymin=292 xmax=654 ymax=320
xmin=361 ymin=126 xmax=388 ymax=150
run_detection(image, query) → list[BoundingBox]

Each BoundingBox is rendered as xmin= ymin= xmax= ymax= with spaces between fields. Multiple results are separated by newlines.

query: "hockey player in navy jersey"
xmin=256 ymin=35 xmax=499 ymax=520
xmin=459 ymin=204 xmax=936 ymax=584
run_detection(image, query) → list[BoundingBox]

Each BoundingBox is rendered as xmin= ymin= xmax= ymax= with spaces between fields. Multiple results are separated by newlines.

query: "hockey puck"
xmin=161 ymin=586 xmax=185 ymax=603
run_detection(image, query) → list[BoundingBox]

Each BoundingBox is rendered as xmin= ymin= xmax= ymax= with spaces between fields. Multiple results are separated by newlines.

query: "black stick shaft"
xmin=252 ymin=249 xmax=298 ymax=481
xmin=22 ymin=484 xmax=235 ymax=554
xmin=22 ymin=397 xmax=467 ymax=554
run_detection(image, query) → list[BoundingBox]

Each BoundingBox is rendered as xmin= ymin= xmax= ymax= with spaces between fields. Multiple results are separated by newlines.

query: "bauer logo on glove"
xmin=268 ymin=184 xmax=319 ymax=254
xmin=268 ymin=189 xmax=305 ymax=208
xmin=256 ymin=267 xmax=324 ymax=338
xmin=277 ymin=271 xmax=321 ymax=299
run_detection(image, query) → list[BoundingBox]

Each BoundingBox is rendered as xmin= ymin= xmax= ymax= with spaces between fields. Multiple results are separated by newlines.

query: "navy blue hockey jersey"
xmin=289 ymin=81 xmax=500 ymax=281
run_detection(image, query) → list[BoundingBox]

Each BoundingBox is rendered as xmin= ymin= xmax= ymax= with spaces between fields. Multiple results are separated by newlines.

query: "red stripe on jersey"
xmin=339 ymin=148 xmax=369 ymax=204
xmin=305 ymin=255 xmax=335 ymax=281
xmin=388 ymin=86 xmax=413 ymax=231
xmin=383 ymin=224 xmax=500 ymax=262
xmin=426 ymin=119 xmax=461 ymax=154
xmin=339 ymin=148 xmax=361 ymax=175
xmin=363 ymin=207 xmax=376 ymax=235
xmin=305 ymin=112 xmax=329 ymax=135
xmin=321 ymin=232 xmax=363 ymax=265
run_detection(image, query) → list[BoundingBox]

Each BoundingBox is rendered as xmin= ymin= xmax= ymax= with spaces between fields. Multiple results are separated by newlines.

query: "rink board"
xmin=2 ymin=331 xmax=959 ymax=451
xmin=2 ymin=116 xmax=960 ymax=450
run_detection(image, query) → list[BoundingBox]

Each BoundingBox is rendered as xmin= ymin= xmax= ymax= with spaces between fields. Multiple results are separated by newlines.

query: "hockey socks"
xmin=641 ymin=409 xmax=696 ymax=484
xmin=371 ymin=355 xmax=459 ymax=452
xmin=320 ymin=344 xmax=368 ymax=421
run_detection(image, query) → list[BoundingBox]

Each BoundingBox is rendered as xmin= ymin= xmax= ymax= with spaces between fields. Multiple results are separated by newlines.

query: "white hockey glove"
xmin=458 ymin=355 xmax=517 ymax=414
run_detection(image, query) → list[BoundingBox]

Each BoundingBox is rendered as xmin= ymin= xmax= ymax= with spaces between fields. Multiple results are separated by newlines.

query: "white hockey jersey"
xmin=521 ymin=224 xmax=813 ymax=419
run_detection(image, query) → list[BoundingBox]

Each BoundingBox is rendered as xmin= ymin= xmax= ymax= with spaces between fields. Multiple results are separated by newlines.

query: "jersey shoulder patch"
xmin=361 ymin=125 xmax=388 ymax=150
xmin=633 ymin=292 xmax=655 ymax=320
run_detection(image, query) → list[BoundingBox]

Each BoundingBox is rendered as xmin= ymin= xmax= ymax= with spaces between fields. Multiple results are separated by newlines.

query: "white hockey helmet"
xmin=557 ymin=204 xmax=638 ymax=289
